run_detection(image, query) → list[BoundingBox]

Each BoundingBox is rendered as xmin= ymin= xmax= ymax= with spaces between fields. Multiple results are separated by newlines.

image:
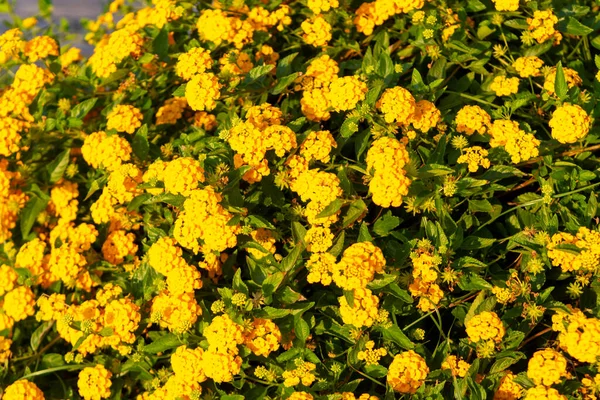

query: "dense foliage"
xmin=1 ymin=0 xmax=600 ymax=398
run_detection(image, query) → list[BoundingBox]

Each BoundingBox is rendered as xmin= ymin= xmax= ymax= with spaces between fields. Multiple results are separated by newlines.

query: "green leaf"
xmin=365 ymin=364 xmax=388 ymax=378
xmin=367 ymin=274 xmax=397 ymax=290
xmin=461 ymin=236 xmax=496 ymax=249
xmin=342 ymin=199 xmax=367 ymax=228
xmin=244 ymin=65 xmax=274 ymax=84
xmin=294 ymin=317 xmax=310 ymax=343
xmin=388 ymin=283 xmax=413 ymax=303
xmin=341 ymin=116 xmax=360 ymax=138
xmin=271 ymin=72 xmax=299 ymax=95
xmin=276 ymin=52 xmax=298 ymax=78
xmin=357 ymin=222 xmax=372 ymax=242
xmin=595 ymin=55 xmax=600 ymax=70
xmin=41 ymin=353 xmax=65 ymax=369
xmin=30 ymin=321 xmax=53 ymax=351
xmin=233 ymin=268 xmax=249 ymax=295
xmin=262 ymin=272 xmax=284 ymax=297
xmin=132 ymin=125 xmax=149 ymax=161
xmin=380 ymin=325 xmax=415 ymax=350
xmin=458 ymin=273 xmax=492 ymax=291
xmin=373 ymin=212 xmax=400 ymax=236
xmin=152 ymin=28 xmax=169 ymax=59
xmin=221 ymin=396 xmax=245 ymax=400
xmin=255 ymin=307 xmax=291 ymax=319
xmin=490 ymin=354 xmax=524 ymax=374
xmin=316 ymin=199 xmax=343 ymax=219
xmin=70 ymin=98 xmax=97 ymax=119
xmin=21 ymin=185 xmax=50 ymax=239
xmin=173 ymin=84 xmax=186 ymax=97
xmin=280 ymin=245 xmax=303 ymax=272
xmin=563 ymin=17 xmax=594 ymax=36
xmin=45 ymin=149 xmax=70 ymax=184
xmin=144 ymin=334 xmax=183 ymax=354
xmin=554 ymin=62 xmax=568 ymax=100
xmin=38 ymin=0 xmax=53 ymax=18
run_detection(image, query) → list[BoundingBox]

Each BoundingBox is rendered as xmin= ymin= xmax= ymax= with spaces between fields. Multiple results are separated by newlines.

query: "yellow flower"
xmin=377 ymin=86 xmax=416 ymax=125
xmin=332 ymin=242 xmax=386 ymax=290
xmin=549 ymin=104 xmax=591 ymax=144
xmin=176 ymin=47 xmax=213 ymax=81
xmin=301 ymin=16 xmax=332 ymax=47
xmin=357 ymin=340 xmax=387 ymax=365
xmin=387 ymin=350 xmax=429 ymax=394
xmin=527 ymin=10 xmax=561 ymax=44
xmin=512 ymin=56 xmax=543 ymax=78
xmin=526 ymin=348 xmax=568 ymax=386
xmin=455 ymin=105 xmax=491 ymax=135
xmin=465 ymin=311 xmax=505 ymax=343
xmin=185 ymin=72 xmax=221 ymax=111
xmin=523 ymin=386 xmax=566 ymax=400
xmin=457 ymin=146 xmax=491 ymax=173
xmin=494 ymin=372 xmax=523 ymax=400
xmin=78 ymin=365 xmax=112 ymax=400
xmin=491 ymin=0 xmax=519 ymax=11
xmin=24 ymin=35 xmax=59 ymax=62
xmin=490 ymin=76 xmax=519 ymax=96
xmin=441 ymin=355 xmax=471 ymax=378
xmin=107 ymin=105 xmax=143 ymax=134
xmin=4 ymin=286 xmax=36 ymax=321
xmin=543 ymin=67 xmax=581 ymax=95
xmin=3 ymin=380 xmax=45 ymax=400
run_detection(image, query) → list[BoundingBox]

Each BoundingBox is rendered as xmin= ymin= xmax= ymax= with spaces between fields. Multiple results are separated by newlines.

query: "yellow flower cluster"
xmin=203 ymin=314 xmax=244 ymax=382
xmin=328 ymin=76 xmax=368 ymax=112
xmin=173 ymin=187 xmax=240 ymax=254
xmin=543 ymin=67 xmax=582 ymax=95
xmin=244 ymin=318 xmax=282 ymax=357
xmin=490 ymin=76 xmax=520 ymax=96
xmin=526 ymin=348 xmax=568 ymax=386
xmin=441 ymin=355 xmax=471 ymax=378
xmin=366 ymin=136 xmax=411 ymax=207
xmin=155 ymin=97 xmax=188 ymax=125
xmin=3 ymin=285 xmax=36 ymax=322
xmin=0 ymin=162 xmax=28 ymax=242
xmin=556 ymin=309 xmax=600 ymax=363
xmin=0 ymin=29 xmax=25 ymax=62
xmin=107 ymin=105 xmax=143 ymax=134
xmin=455 ymin=105 xmax=491 ymax=135
xmin=300 ymin=130 xmax=337 ymax=163
xmin=458 ymin=146 xmax=491 ymax=173
xmin=354 ymin=0 xmax=424 ymax=35
xmin=332 ymin=242 xmax=386 ymax=290
xmin=163 ymin=157 xmax=205 ymax=195
xmin=492 ymin=0 xmax=519 ymax=11
xmin=301 ymin=16 xmax=332 ymax=47
xmin=409 ymin=100 xmax=441 ymax=132
xmin=78 ymin=365 xmax=113 ymax=400
xmin=0 ymin=336 xmax=12 ymax=362
xmin=196 ymin=9 xmax=255 ymax=49
xmin=24 ymin=35 xmax=58 ymax=62
xmin=3 ymin=380 xmax=45 ymax=400
xmin=488 ymin=119 xmax=540 ymax=163
xmin=306 ymin=252 xmax=337 ymax=285
xmin=283 ymin=360 xmax=317 ymax=387
xmin=289 ymin=393 xmax=314 ymax=400
xmin=82 ymin=131 xmax=132 ymax=171
xmin=387 ymin=350 xmax=429 ymax=394
xmin=408 ymin=244 xmax=444 ymax=311
xmin=102 ymin=230 xmax=138 ymax=265
xmin=377 ymin=86 xmax=416 ymax=125
xmin=88 ymin=29 xmax=143 ymax=78
xmin=494 ymin=372 xmax=523 ymax=400
xmin=527 ymin=10 xmax=561 ymax=44
xmin=339 ymin=287 xmax=380 ymax=328
xmin=176 ymin=47 xmax=213 ymax=80
xmin=465 ymin=311 xmax=505 ymax=343
xmin=512 ymin=56 xmax=544 ymax=78
xmin=186 ymin=73 xmax=222 ymax=111
xmin=547 ymin=227 xmax=600 ymax=273
xmin=297 ymin=54 xmax=339 ymax=91
xmin=524 ymin=386 xmax=566 ymax=400
xmin=307 ymin=0 xmax=339 ymax=14
xmin=151 ymin=290 xmax=201 ymax=333
xmin=357 ymin=340 xmax=387 ymax=365
xmin=549 ymin=104 xmax=591 ymax=144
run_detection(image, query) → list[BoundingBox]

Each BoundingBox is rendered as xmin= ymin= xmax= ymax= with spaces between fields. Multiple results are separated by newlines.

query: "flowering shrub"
xmin=1 ymin=0 xmax=600 ymax=398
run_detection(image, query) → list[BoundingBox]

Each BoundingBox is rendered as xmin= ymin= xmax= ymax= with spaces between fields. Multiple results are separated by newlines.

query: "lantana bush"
xmin=1 ymin=0 xmax=600 ymax=398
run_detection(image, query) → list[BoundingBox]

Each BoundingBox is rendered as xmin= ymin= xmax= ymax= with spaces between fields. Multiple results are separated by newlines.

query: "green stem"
xmin=445 ymin=91 xmax=500 ymax=108
xmin=21 ymin=364 xmax=89 ymax=380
